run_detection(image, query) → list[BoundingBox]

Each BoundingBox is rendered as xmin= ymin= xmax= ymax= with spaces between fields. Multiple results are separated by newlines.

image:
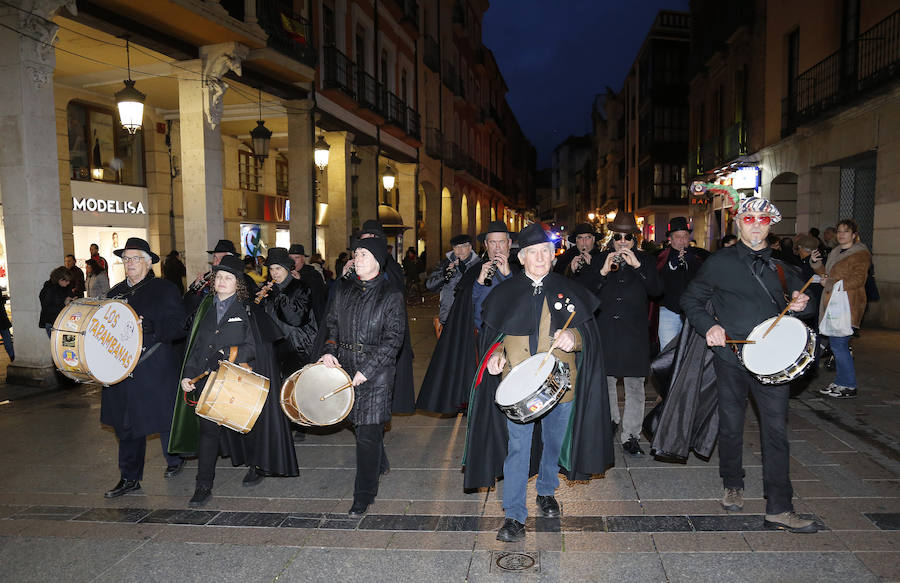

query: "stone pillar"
xmin=286 ymin=99 xmax=314 ymax=249
xmin=324 ymin=131 xmax=351 ymax=266
xmin=397 ymin=162 xmax=416 ymax=251
xmin=178 ymin=42 xmax=247 ymax=279
xmin=1 ymin=1 xmax=72 ymax=385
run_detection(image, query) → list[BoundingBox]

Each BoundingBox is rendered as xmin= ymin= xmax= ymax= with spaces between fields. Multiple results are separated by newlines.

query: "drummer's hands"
xmin=706 ymin=324 xmax=727 ymax=347
xmin=319 ymin=353 xmax=341 ymax=369
xmin=788 ymin=291 xmax=809 ymax=312
xmin=486 ymin=353 xmax=506 ymax=375
xmin=553 ymin=329 xmax=576 ymax=352
xmin=351 ymin=371 xmax=367 ymax=387
xmin=180 ymin=378 xmax=195 ymax=392
xmin=64 ymin=296 xmax=73 ymax=305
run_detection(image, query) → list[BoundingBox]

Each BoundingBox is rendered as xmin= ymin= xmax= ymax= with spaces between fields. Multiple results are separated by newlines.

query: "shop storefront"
xmin=689 ymin=166 xmax=760 ymax=250
xmin=71 ymin=181 xmax=149 ymax=286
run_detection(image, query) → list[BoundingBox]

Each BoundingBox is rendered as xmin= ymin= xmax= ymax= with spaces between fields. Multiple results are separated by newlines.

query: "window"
xmin=355 ymin=27 xmax=366 ymax=71
xmin=323 ymin=4 xmax=336 ymax=47
xmin=67 ymin=101 xmax=145 ymax=186
xmin=401 ymin=69 xmax=408 ymax=103
xmin=239 ymin=150 xmax=262 ymax=192
xmin=380 ymin=50 xmax=388 ymax=86
xmin=275 ymin=159 xmax=289 ymax=196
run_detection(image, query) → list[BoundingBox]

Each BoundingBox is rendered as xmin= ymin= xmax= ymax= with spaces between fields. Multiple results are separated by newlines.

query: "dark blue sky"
xmin=483 ymin=0 xmax=690 ymax=168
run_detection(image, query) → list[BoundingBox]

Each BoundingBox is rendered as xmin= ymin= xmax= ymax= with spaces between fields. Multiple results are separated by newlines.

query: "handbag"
xmin=819 ymin=279 xmax=853 ymax=337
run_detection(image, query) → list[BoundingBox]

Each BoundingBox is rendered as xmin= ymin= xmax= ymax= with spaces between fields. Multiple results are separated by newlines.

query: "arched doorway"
xmin=441 ymin=187 xmax=453 ymax=252
xmin=461 ymin=193 xmax=469 ymax=235
xmin=770 ymin=172 xmax=798 ymax=235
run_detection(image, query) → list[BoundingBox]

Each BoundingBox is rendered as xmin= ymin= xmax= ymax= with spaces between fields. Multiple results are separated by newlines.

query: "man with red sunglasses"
xmin=681 ymin=197 xmax=816 ymax=533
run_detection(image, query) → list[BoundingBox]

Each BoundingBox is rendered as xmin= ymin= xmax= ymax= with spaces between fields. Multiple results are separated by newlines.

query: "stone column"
xmin=1 ymin=1 xmax=73 ymax=385
xmin=286 ymin=99 xmax=314 ymax=249
xmin=178 ymin=42 xmax=248 ymax=279
xmin=324 ymin=131 xmax=351 ymax=265
xmin=397 ymin=162 xmax=416 ymax=250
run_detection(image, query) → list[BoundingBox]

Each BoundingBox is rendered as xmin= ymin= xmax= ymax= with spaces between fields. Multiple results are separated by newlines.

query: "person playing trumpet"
xmin=425 ymin=234 xmax=481 ymax=338
xmin=553 ymin=223 xmax=600 ymax=276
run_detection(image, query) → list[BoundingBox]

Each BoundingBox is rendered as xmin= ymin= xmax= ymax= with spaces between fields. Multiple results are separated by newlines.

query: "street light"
xmin=350 ymin=151 xmax=362 ymax=180
xmin=587 ymin=212 xmax=596 ymax=221
xmin=115 ymin=38 xmax=145 ymax=134
xmin=314 ymin=135 xmax=330 ymax=170
xmin=382 ymin=164 xmax=396 ymax=192
xmin=250 ymin=88 xmax=272 ymax=161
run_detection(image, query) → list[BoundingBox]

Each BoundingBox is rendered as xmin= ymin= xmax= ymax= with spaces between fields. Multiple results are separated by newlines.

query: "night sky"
xmin=483 ymin=0 xmax=690 ymax=168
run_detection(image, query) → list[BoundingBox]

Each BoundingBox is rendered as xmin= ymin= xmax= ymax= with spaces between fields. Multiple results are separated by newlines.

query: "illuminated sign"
xmin=732 ymin=167 xmax=760 ymax=190
xmin=73 ymin=197 xmax=146 ymax=215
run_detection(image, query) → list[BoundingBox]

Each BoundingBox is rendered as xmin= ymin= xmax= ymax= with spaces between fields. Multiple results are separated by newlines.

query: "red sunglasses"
xmin=740 ymin=215 xmax=772 ymax=225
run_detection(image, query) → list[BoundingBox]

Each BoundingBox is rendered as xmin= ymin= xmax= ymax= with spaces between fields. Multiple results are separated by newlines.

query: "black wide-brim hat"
xmin=568 ymin=223 xmax=598 ymax=244
xmin=450 ymin=234 xmax=473 ymax=247
xmin=477 ymin=220 xmax=515 ymax=243
xmin=114 ymin=237 xmax=160 ymax=264
xmin=666 ymin=216 xmax=692 ymax=236
xmin=207 ymin=239 xmax=237 ymax=254
xmin=264 ymin=247 xmax=294 ymax=272
xmin=212 ymin=255 xmax=245 ymax=279
xmin=287 ymin=243 xmax=307 ymax=256
xmin=517 ymin=223 xmax=553 ymax=249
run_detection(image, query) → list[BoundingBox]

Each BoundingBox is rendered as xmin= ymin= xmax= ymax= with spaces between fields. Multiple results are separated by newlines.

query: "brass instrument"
xmin=572 ymin=253 xmax=588 ymax=274
xmin=677 ymin=250 xmax=688 ymax=269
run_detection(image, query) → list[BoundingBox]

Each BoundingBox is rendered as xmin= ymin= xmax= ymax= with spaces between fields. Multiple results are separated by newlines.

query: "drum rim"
xmin=495 ymin=352 xmax=559 ymax=406
xmin=280 ymin=362 xmax=353 ymax=426
xmin=740 ymin=316 xmax=816 ymax=382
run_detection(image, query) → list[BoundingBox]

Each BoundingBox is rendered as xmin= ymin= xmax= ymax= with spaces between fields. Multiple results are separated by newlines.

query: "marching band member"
xmin=681 ymin=197 xmax=816 ymax=533
xmin=425 ymin=234 xmax=481 ymax=338
xmin=554 ymin=223 xmax=600 ymax=276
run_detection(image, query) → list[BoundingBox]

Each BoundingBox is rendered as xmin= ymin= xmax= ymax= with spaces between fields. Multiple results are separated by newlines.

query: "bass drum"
xmin=51 ymin=299 xmax=142 ymax=385
xmin=280 ymin=363 xmax=354 ymax=427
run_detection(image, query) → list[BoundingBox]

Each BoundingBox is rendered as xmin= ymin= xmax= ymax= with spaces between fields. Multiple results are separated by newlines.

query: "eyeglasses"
xmin=612 ymin=233 xmax=634 ymax=241
xmin=740 ymin=215 xmax=772 ymax=225
xmin=121 ymin=256 xmax=144 ymax=264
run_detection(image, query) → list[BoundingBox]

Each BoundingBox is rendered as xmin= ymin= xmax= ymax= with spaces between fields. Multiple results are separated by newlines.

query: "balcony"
xmin=356 ymin=69 xmax=386 ymax=116
xmin=445 ymin=142 xmax=465 ymax=170
xmin=257 ymin=0 xmax=316 ymax=68
xmin=425 ymin=127 xmax=443 ymax=159
xmin=386 ymin=92 xmax=408 ymax=129
xmin=783 ymin=9 xmax=900 ymax=136
xmin=322 ymin=46 xmax=355 ymax=97
xmin=424 ymin=36 xmax=440 ymax=73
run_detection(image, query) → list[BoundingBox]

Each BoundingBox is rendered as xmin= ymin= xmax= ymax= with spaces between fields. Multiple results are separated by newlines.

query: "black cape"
xmin=642 ymin=313 xmax=718 ymax=462
xmin=462 ymin=272 xmax=614 ymax=489
xmin=416 ymin=266 xmax=482 ymax=413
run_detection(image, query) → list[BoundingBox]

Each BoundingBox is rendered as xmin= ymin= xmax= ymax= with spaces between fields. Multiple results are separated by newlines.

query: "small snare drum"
xmin=495 ymin=352 xmax=571 ymax=423
xmin=739 ymin=315 xmax=816 ymax=385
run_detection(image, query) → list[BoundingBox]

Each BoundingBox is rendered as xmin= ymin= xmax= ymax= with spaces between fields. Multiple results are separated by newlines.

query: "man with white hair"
xmin=465 ymin=223 xmax=613 ymax=542
xmin=681 ymin=197 xmax=816 ymax=533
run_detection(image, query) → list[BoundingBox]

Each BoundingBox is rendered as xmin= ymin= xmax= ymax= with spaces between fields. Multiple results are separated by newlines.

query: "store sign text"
xmin=73 ymin=197 xmax=146 ymax=215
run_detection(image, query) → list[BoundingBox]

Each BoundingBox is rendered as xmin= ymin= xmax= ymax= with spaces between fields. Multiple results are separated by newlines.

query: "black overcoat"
xmin=101 ymin=275 xmax=186 ymax=439
xmin=261 ymin=276 xmax=317 ymax=376
xmin=321 ymin=273 xmax=406 ymax=426
xmin=579 ymin=249 xmax=662 ymax=377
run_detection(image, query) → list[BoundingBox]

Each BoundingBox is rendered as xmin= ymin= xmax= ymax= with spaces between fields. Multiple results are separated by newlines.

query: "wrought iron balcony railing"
xmin=322 ymin=46 xmax=355 ymax=96
xmin=257 ymin=0 xmax=316 ymax=68
xmin=356 ymin=70 xmax=387 ymax=116
xmin=426 ymin=127 xmax=443 ymax=159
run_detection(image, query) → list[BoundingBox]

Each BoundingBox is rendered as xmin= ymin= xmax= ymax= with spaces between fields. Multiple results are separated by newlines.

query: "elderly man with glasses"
xmin=681 ymin=197 xmax=816 ymax=533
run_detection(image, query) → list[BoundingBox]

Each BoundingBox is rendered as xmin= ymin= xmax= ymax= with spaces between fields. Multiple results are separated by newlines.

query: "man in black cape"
xmin=417 ymin=221 xmax=519 ymax=414
xmin=553 ymin=223 xmax=600 ymax=276
xmin=462 ymin=224 xmax=614 ymax=542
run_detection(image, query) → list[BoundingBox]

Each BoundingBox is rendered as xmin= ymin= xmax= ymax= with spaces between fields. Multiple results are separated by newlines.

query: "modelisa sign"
xmin=73 ymin=197 xmax=146 ymax=215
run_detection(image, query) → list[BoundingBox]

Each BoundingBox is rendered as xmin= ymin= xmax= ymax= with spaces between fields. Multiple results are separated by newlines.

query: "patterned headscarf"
xmin=735 ymin=197 xmax=782 ymax=223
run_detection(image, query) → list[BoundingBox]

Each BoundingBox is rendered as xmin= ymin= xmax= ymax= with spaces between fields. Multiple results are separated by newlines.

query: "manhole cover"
xmin=493 ymin=551 xmax=539 ymax=573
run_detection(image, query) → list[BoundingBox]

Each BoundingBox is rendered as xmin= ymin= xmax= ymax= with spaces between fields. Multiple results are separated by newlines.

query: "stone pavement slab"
xmin=659 ymin=551 xmax=879 ymax=583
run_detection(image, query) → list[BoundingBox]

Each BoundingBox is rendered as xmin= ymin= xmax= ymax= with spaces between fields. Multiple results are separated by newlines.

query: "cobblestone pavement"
xmin=0 ymin=296 xmax=897 ymax=582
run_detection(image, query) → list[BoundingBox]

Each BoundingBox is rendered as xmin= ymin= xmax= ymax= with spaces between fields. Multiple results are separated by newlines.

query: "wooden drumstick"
xmin=537 ymin=310 xmax=577 ymax=371
xmin=189 ymin=371 xmax=209 ymax=385
xmin=189 ymin=347 xmax=238 ymax=385
xmin=320 ymin=381 xmax=353 ymax=401
xmin=762 ymin=275 xmax=816 ymax=338
xmin=725 ymin=340 xmax=756 ymax=344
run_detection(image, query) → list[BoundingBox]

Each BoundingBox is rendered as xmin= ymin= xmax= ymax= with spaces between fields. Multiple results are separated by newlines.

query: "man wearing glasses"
xmin=681 ymin=197 xmax=816 ymax=533
xmin=579 ymin=212 xmax=661 ymax=457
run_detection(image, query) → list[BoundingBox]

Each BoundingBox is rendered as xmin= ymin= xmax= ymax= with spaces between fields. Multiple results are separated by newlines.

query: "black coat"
xmin=321 ymin=273 xmax=406 ymax=426
xmin=298 ymin=264 xmax=327 ymax=324
xmin=262 ymin=276 xmax=317 ymax=376
xmin=578 ymin=249 xmax=662 ymax=377
xmin=101 ymin=276 xmax=186 ymax=439
xmin=39 ymin=281 xmax=72 ymax=328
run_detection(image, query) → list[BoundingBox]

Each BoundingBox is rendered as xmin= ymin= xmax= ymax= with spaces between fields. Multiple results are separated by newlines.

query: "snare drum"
xmin=495 ymin=352 xmax=571 ymax=423
xmin=195 ymin=360 xmax=270 ymax=433
xmin=280 ymin=363 xmax=354 ymax=426
xmin=739 ymin=315 xmax=817 ymax=385
xmin=51 ymin=299 xmax=142 ymax=385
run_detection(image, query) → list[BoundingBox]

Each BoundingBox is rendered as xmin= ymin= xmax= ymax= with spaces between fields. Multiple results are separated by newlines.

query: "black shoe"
xmin=293 ymin=429 xmax=307 ymax=443
xmin=188 ymin=486 xmax=212 ymax=508
xmin=104 ymin=479 xmax=141 ymax=498
xmin=536 ymin=495 xmax=560 ymax=518
xmin=242 ymin=467 xmax=264 ymax=486
xmin=164 ymin=458 xmax=185 ymax=478
xmin=623 ymin=436 xmax=644 ymax=456
xmin=496 ymin=518 xmax=525 ymax=542
xmin=348 ymin=500 xmax=369 ymax=517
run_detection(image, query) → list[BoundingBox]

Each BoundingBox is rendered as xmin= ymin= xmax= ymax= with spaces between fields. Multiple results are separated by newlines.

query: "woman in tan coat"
xmin=811 ymin=219 xmax=871 ymax=398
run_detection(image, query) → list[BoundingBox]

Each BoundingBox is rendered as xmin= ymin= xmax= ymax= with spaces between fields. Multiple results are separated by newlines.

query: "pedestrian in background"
xmin=162 ymin=250 xmax=187 ymax=294
xmin=64 ymin=254 xmax=85 ymax=298
xmin=39 ymin=266 xmax=74 ymax=337
xmin=0 ymin=290 xmax=14 ymax=360
xmin=84 ymin=258 xmax=110 ymax=298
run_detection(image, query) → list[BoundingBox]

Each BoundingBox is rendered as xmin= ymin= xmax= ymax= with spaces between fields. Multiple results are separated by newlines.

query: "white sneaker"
xmin=819 ymin=383 xmax=839 ymax=396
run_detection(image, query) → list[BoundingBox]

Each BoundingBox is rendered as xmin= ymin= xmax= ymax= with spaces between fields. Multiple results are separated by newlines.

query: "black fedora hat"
xmin=207 ymin=239 xmax=237 ymax=254
xmin=567 ymin=223 xmax=598 ymax=244
xmin=114 ymin=237 xmax=160 ymax=264
xmin=477 ymin=220 xmax=515 ymax=243
xmin=450 ymin=234 xmax=473 ymax=247
xmin=264 ymin=247 xmax=294 ymax=271
xmin=667 ymin=216 xmax=692 ymax=236
xmin=517 ymin=223 xmax=552 ymax=249
xmin=608 ymin=212 xmax=640 ymax=234
xmin=287 ymin=243 xmax=307 ymax=256
xmin=212 ymin=255 xmax=245 ymax=278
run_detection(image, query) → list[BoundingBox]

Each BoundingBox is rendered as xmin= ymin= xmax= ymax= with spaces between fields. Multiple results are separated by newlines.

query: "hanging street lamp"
xmin=250 ymin=89 xmax=272 ymax=161
xmin=115 ymin=38 xmax=145 ymax=134
xmin=382 ymin=164 xmax=396 ymax=192
xmin=314 ymin=134 xmax=331 ymax=170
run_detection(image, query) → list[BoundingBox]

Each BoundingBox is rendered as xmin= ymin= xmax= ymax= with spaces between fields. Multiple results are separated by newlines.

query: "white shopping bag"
xmin=819 ymin=279 xmax=853 ymax=337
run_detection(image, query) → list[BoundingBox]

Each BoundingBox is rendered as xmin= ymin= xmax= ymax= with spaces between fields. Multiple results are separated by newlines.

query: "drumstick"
xmin=320 ymin=381 xmax=353 ymax=401
xmin=537 ymin=310 xmax=577 ymax=371
xmin=761 ymin=275 xmax=816 ymax=338
xmin=725 ymin=340 xmax=756 ymax=344
xmin=189 ymin=371 xmax=209 ymax=385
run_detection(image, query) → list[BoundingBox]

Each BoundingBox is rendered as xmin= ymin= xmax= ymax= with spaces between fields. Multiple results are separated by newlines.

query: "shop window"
xmin=67 ymin=101 xmax=145 ymax=186
xmin=239 ymin=150 xmax=262 ymax=192
xmin=275 ymin=158 xmax=289 ymax=196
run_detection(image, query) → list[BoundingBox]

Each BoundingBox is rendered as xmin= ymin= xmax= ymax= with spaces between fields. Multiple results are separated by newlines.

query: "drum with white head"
xmin=495 ymin=352 xmax=570 ymax=423
xmin=739 ymin=315 xmax=816 ymax=385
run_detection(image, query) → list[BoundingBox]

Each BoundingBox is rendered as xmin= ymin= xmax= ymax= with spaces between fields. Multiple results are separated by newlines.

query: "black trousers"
xmin=713 ymin=359 xmax=793 ymax=515
xmin=353 ymin=423 xmax=389 ymax=504
xmin=118 ymin=430 xmax=180 ymax=481
xmin=196 ymin=417 xmax=224 ymax=488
